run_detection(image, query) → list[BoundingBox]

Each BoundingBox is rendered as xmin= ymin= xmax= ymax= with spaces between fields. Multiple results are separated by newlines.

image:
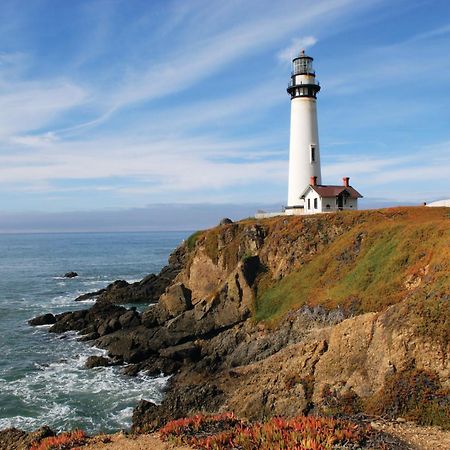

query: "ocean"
xmin=0 ymin=231 xmax=189 ymax=434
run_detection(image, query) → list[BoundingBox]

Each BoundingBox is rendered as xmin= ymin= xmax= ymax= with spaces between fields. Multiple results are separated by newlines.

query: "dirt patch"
xmin=371 ymin=420 xmax=450 ymax=450
xmin=81 ymin=432 xmax=193 ymax=450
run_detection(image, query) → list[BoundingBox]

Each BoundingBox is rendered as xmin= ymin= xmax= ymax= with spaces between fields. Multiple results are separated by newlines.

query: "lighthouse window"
xmin=314 ymin=198 xmax=318 ymax=209
xmin=307 ymin=198 xmax=311 ymax=210
xmin=310 ymin=146 xmax=316 ymax=162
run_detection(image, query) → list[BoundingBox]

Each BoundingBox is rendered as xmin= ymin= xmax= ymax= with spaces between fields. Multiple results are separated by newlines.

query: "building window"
xmin=307 ymin=198 xmax=310 ymax=210
xmin=314 ymin=198 xmax=318 ymax=209
xmin=310 ymin=146 xmax=316 ymax=162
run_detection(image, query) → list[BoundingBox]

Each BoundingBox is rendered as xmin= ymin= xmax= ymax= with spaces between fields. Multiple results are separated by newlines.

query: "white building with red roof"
xmin=301 ymin=176 xmax=363 ymax=215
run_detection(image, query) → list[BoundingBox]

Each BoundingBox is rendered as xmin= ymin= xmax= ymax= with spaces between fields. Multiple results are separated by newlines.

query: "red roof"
xmin=301 ymin=185 xmax=363 ymax=199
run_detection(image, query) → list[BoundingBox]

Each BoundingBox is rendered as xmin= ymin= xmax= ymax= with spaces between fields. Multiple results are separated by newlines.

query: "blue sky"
xmin=0 ymin=0 xmax=449 ymax=218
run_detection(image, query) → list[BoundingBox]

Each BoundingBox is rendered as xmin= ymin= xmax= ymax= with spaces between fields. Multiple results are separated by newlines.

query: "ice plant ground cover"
xmin=30 ymin=429 xmax=86 ymax=450
xmin=159 ymin=413 xmax=368 ymax=450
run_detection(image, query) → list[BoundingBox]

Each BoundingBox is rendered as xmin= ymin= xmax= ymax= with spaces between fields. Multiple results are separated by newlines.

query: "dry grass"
xmin=254 ymin=207 xmax=449 ymax=327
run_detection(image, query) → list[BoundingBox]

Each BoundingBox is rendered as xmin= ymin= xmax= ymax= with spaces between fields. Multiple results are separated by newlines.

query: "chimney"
xmin=343 ymin=177 xmax=350 ymax=187
xmin=310 ymin=176 xmax=317 ymax=186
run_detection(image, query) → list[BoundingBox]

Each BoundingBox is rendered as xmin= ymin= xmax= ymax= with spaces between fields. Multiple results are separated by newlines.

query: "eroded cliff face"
xmin=220 ymin=306 xmax=449 ymax=421
xmin=130 ymin=207 xmax=449 ymax=429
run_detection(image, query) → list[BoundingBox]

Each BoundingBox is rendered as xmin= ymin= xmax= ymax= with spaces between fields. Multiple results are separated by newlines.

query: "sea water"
xmin=0 ymin=231 xmax=189 ymax=433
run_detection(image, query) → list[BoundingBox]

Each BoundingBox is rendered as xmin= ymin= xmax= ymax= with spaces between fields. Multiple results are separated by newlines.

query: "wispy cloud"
xmin=277 ymin=36 xmax=318 ymax=63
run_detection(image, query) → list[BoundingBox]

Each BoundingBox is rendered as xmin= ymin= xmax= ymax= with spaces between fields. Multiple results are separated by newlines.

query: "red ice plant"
xmin=160 ymin=414 xmax=366 ymax=450
xmin=30 ymin=429 xmax=86 ymax=450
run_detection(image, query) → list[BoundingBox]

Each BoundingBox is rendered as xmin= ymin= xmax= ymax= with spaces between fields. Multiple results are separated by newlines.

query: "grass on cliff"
xmin=255 ymin=207 xmax=450 ymax=327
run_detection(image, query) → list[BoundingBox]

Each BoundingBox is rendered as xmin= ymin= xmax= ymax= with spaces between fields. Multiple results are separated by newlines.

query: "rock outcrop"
xmin=28 ymin=207 xmax=450 ymax=431
xmin=75 ymin=244 xmax=188 ymax=304
xmin=0 ymin=426 xmax=54 ymax=450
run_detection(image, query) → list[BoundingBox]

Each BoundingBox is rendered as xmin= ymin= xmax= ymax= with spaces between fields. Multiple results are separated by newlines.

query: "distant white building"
xmin=301 ymin=176 xmax=363 ymax=214
xmin=426 ymin=199 xmax=450 ymax=208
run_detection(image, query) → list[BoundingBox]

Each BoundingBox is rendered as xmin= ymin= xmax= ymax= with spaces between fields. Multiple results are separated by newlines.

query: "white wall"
xmin=426 ymin=199 xmax=450 ymax=207
xmin=303 ymin=190 xmax=359 ymax=214
xmin=287 ymin=97 xmax=321 ymax=207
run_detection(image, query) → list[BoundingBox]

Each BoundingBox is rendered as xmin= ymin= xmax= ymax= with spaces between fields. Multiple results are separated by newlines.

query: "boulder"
xmin=28 ymin=313 xmax=56 ymax=326
xmin=141 ymin=304 xmax=168 ymax=328
xmin=159 ymin=342 xmax=200 ymax=361
xmin=132 ymin=383 xmax=224 ymax=433
xmin=119 ymin=310 xmax=141 ymax=328
xmin=219 ymin=218 xmax=233 ymax=225
xmin=85 ymin=355 xmax=111 ymax=369
xmin=64 ymin=271 xmax=78 ymax=278
xmin=159 ymin=283 xmax=192 ymax=318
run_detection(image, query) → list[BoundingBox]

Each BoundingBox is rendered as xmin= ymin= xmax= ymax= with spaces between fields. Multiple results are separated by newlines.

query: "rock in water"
xmin=28 ymin=313 xmax=56 ymax=326
xmin=64 ymin=271 xmax=78 ymax=278
xmin=85 ymin=355 xmax=111 ymax=369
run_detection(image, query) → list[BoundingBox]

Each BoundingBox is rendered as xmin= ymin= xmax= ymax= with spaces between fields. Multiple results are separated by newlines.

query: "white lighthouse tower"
xmin=286 ymin=50 xmax=322 ymax=212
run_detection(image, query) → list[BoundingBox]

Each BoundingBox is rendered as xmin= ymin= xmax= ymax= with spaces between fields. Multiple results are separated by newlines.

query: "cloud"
xmin=277 ymin=36 xmax=318 ymax=63
xmin=0 ymin=79 xmax=88 ymax=137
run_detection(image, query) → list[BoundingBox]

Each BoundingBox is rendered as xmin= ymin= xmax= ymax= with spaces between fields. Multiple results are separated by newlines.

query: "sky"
xmin=0 ymin=0 xmax=449 ymax=231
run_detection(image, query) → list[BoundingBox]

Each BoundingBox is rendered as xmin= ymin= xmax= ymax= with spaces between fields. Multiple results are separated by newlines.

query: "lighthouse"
xmin=286 ymin=50 xmax=322 ymax=211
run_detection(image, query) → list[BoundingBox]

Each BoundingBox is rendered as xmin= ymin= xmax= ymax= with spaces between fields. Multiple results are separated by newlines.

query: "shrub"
xmin=365 ymin=368 xmax=450 ymax=429
xmin=30 ymin=430 xmax=86 ymax=450
xmin=186 ymin=230 xmax=203 ymax=251
xmin=160 ymin=413 xmax=368 ymax=450
xmin=319 ymin=385 xmax=363 ymax=417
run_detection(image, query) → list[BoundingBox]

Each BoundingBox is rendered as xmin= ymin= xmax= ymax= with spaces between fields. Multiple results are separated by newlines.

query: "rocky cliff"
xmin=30 ymin=207 xmax=450 ymax=433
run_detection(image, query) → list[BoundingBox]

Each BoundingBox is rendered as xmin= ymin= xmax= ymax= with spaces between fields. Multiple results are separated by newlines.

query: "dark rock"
xmin=122 ymin=364 xmax=141 ymax=377
xmin=159 ymin=342 xmax=200 ymax=361
xmin=141 ymin=304 xmax=168 ymax=328
xmin=64 ymin=271 xmax=78 ymax=278
xmin=48 ymin=302 xmax=128 ymax=334
xmin=74 ymin=289 xmax=106 ymax=302
xmin=132 ymin=383 xmax=224 ymax=433
xmin=78 ymin=331 xmax=99 ymax=342
xmin=119 ymin=310 xmax=141 ymax=328
xmin=28 ymin=313 xmax=56 ymax=326
xmin=219 ymin=217 xmax=233 ymax=225
xmin=85 ymin=355 xmax=111 ymax=369
xmin=76 ymin=243 xmax=188 ymax=305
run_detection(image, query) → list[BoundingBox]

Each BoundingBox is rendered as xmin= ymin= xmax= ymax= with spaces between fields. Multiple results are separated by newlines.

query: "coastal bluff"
xmin=27 ymin=207 xmax=449 ymax=442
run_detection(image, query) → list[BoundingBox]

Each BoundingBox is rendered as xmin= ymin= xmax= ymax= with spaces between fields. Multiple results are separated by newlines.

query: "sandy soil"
xmin=371 ymin=420 xmax=450 ymax=450
xmin=81 ymin=432 xmax=193 ymax=450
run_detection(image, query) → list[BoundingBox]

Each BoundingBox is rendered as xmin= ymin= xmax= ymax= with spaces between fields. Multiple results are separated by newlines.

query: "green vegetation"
xmin=255 ymin=208 xmax=449 ymax=324
xmin=186 ymin=230 xmax=202 ymax=251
